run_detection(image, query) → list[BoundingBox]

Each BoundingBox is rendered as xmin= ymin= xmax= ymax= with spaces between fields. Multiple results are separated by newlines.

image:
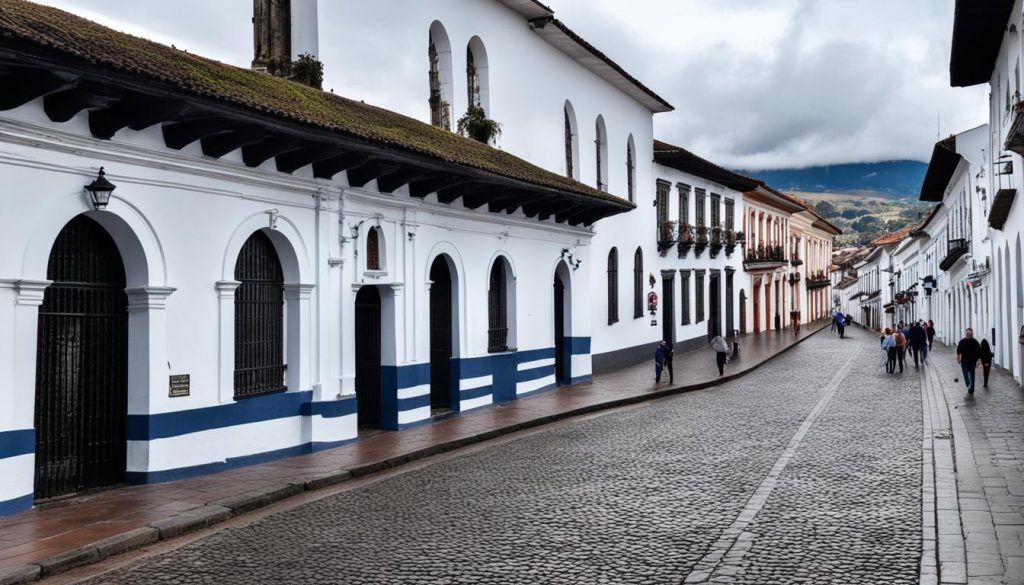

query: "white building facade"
xmin=0 ymin=0 xmax=647 ymax=514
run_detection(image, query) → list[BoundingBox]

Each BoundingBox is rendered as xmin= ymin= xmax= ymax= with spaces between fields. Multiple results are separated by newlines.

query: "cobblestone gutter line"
xmin=0 ymin=325 xmax=830 ymax=585
xmin=680 ymin=340 xmax=862 ymax=584
xmin=925 ymin=354 xmax=1008 ymax=584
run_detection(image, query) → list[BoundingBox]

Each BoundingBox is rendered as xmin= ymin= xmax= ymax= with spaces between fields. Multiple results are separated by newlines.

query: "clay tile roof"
xmin=0 ymin=0 xmax=631 ymax=211
xmin=653 ymin=139 xmax=763 ymax=192
xmin=870 ymin=226 xmax=913 ymax=246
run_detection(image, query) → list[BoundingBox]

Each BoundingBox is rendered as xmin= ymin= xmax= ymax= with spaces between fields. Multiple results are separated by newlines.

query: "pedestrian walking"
xmin=894 ymin=327 xmax=907 ymax=373
xmin=654 ymin=341 xmax=666 ymax=384
xmin=919 ymin=320 xmax=930 ymax=364
xmin=882 ymin=328 xmax=897 ymax=374
xmin=927 ymin=320 xmax=936 ymax=350
xmin=664 ymin=340 xmax=675 ymax=384
xmin=908 ymin=320 xmax=927 ymax=368
xmin=980 ymin=339 xmax=994 ymax=388
xmin=835 ymin=312 xmax=846 ymax=339
xmin=830 ymin=310 xmax=837 ymax=333
xmin=711 ymin=334 xmax=729 ymax=376
xmin=956 ymin=328 xmax=981 ymax=395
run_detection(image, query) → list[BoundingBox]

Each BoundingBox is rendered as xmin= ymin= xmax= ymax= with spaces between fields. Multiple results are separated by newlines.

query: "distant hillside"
xmin=736 ymin=161 xmax=928 ymax=199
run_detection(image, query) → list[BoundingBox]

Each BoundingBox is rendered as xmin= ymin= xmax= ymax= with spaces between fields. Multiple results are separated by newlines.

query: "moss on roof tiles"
xmin=0 ymin=0 xmax=630 ymax=207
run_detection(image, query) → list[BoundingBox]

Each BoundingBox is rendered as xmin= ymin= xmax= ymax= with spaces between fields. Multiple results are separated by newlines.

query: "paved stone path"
xmin=68 ymin=327 xmax=932 ymax=584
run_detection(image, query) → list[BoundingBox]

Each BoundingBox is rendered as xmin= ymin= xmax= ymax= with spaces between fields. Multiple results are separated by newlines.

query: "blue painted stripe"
xmin=570 ymin=375 xmax=593 ymax=385
xmin=516 ymin=347 xmax=555 ymax=363
xmin=126 ymin=443 xmax=313 ymax=484
xmin=517 ymin=365 xmax=555 ymax=383
xmin=568 ymin=337 xmax=591 ymax=355
xmin=126 ymin=390 xmax=313 ymax=441
xmin=460 ymin=385 xmax=492 ymax=401
xmin=0 ymin=493 xmax=33 ymax=516
xmin=310 ymin=437 xmax=358 ymax=452
xmin=0 ymin=429 xmax=34 ymax=459
xmin=397 ymin=393 xmax=431 ymax=412
xmin=393 ymin=363 xmax=431 ymax=389
xmin=301 ymin=398 xmax=358 ymax=419
xmin=516 ymin=382 xmax=557 ymax=398
xmin=456 ymin=355 xmax=497 ymax=379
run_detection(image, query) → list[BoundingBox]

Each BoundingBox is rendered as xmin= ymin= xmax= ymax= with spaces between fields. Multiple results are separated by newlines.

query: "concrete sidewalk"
xmin=0 ymin=323 xmax=830 ymax=584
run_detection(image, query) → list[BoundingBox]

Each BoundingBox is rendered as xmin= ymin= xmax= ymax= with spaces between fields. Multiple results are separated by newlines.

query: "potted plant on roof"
xmin=677 ymin=222 xmax=695 ymax=258
xmin=657 ymin=220 xmax=678 ymax=256
xmin=694 ymin=225 xmax=709 ymax=257
xmin=457 ymin=104 xmax=503 ymax=145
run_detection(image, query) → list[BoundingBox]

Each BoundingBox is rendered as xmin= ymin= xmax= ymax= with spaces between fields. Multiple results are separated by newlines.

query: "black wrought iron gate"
xmin=429 ymin=258 xmax=452 ymax=410
xmin=554 ymin=275 xmax=566 ymax=385
xmin=34 ymin=215 xmax=128 ymax=500
xmin=355 ymin=286 xmax=382 ymax=429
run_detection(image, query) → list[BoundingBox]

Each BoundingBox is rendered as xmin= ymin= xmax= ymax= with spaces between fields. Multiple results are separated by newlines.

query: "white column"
xmin=125 ymin=286 xmax=176 ymax=415
xmin=216 ymin=280 xmax=241 ymax=403
xmin=2 ymin=281 xmax=50 ymax=432
xmin=285 ymin=283 xmax=316 ymax=392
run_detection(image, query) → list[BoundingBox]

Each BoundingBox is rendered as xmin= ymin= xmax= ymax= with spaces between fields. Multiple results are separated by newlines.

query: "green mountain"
xmin=736 ymin=161 xmax=928 ymax=199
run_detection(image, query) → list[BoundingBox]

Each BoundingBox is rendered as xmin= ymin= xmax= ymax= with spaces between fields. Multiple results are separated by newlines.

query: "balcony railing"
xmin=743 ymin=244 xmax=786 ymax=270
xmin=939 ymin=238 xmax=969 ymax=271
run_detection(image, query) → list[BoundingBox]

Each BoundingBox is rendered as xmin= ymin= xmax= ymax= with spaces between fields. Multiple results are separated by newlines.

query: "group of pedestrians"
xmin=879 ymin=320 xmax=933 ymax=373
xmin=654 ymin=332 xmax=734 ymax=384
xmin=955 ymin=328 xmax=994 ymax=395
xmin=831 ymin=309 xmax=853 ymax=339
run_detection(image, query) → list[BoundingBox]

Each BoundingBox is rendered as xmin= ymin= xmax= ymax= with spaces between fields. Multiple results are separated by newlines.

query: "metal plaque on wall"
xmin=169 ymin=374 xmax=190 ymax=397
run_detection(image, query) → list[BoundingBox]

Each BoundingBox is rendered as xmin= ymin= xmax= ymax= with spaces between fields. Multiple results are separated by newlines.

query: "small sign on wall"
xmin=169 ymin=374 xmax=190 ymax=397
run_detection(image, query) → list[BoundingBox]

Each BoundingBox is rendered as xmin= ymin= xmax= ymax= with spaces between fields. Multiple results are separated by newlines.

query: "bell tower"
xmin=252 ymin=0 xmax=318 ymax=73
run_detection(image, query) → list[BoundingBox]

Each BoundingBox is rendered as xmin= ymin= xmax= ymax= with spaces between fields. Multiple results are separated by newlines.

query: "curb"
xmin=6 ymin=324 xmax=828 ymax=584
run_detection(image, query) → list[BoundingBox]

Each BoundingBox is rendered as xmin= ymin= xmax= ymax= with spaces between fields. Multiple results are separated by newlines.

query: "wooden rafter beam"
xmin=89 ymin=98 xmax=188 ymax=139
xmin=43 ymin=85 xmax=115 ymax=123
xmin=0 ymin=70 xmax=72 ymax=111
xmin=242 ymin=136 xmax=302 ymax=167
xmin=376 ymin=168 xmax=431 ymax=193
xmin=436 ymin=182 xmax=489 ymax=205
xmin=347 ymin=161 xmax=399 ymax=188
xmin=407 ymin=176 xmax=473 ymax=199
xmin=275 ymin=145 xmax=342 ymax=174
xmin=200 ymin=128 xmax=267 ymax=158
xmin=312 ymin=152 xmax=370 ymax=179
xmin=163 ymin=117 xmax=239 ymax=149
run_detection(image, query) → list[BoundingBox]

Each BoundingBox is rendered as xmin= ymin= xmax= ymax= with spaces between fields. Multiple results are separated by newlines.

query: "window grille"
xmin=695 ymin=188 xmax=706 ymax=226
xmin=656 ymin=180 xmax=670 ymax=228
xmin=725 ymin=199 xmax=735 ymax=230
xmin=234 ymin=231 xmax=286 ymax=398
xmin=428 ymin=38 xmax=447 ymax=128
xmin=695 ymin=270 xmax=705 ymax=323
xmin=595 ymin=120 xmax=606 ymax=192
xmin=607 ymin=248 xmax=619 ymax=324
xmin=633 ymin=247 xmax=643 ymax=318
xmin=681 ymin=270 xmax=691 ymax=325
xmin=467 ymin=47 xmax=480 ymax=107
xmin=678 ymin=184 xmax=690 ymax=226
xmin=366 ymin=228 xmax=381 ymax=271
xmin=710 ymin=193 xmax=721 ymax=227
xmin=565 ymin=108 xmax=574 ymax=179
xmin=488 ymin=261 xmax=508 ymax=352
xmin=626 ymin=142 xmax=635 ymax=202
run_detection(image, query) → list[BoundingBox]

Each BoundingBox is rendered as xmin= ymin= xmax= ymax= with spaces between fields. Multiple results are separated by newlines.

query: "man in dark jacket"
xmin=908 ymin=321 xmax=927 ymax=368
xmin=956 ymin=328 xmax=982 ymax=395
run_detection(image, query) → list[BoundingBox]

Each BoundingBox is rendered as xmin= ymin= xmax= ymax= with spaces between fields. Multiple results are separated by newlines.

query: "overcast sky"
xmin=33 ymin=0 xmax=989 ymax=170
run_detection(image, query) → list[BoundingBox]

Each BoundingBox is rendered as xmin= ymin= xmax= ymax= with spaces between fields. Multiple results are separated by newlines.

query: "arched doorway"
xmin=35 ymin=215 xmax=128 ymax=500
xmin=739 ymin=289 xmax=747 ymax=335
xmin=554 ymin=265 xmax=571 ymax=385
xmin=429 ymin=257 xmax=454 ymax=412
xmin=355 ymin=286 xmax=382 ymax=429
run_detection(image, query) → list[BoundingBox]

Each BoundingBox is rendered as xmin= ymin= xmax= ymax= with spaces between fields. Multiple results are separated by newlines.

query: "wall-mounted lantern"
xmin=84 ymin=167 xmax=116 ymax=210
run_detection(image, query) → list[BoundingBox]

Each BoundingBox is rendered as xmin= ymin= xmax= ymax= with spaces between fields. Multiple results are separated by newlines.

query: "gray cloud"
xmin=32 ymin=0 xmax=989 ymax=170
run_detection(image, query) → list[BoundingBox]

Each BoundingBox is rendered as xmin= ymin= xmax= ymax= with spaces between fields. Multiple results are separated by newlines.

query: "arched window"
xmin=428 ymin=22 xmax=453 ymax=130
xmin=488 ymin=258 xmax=512 ymax=353
xmin=595 ymin=115 xmax=608 ymax=192
xmin=234 ymin=231 xmax=285 ymax=398
xmin=366 ymin=227 xmax=382 ymax=271
xmin=607 ymin=248 xmax=619 ymax=324
xmin=633 ymin=247 xmax=643 ymax=318
xmin=467 ymin=36 xmax=490 ymax=114
xmin=564 ymin=101 xmax=580 ymax=180
xmin=626 ymin=135 xmax=636 ymax=203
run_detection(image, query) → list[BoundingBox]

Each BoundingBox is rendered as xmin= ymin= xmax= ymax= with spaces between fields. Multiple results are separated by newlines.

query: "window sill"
xmin=364 ymin=270 xmax=388 ymax=279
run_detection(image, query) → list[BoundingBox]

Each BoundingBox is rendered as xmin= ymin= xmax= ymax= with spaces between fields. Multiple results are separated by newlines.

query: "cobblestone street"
xmin=57 ymin=326 xmax=943 ymax=584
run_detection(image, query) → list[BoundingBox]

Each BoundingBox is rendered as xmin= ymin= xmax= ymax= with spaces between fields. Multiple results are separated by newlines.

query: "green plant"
xmin=290 ymin=53 xmax=324 ymax=90
xmin=457 ymin=105 xmax=502 ymax=145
